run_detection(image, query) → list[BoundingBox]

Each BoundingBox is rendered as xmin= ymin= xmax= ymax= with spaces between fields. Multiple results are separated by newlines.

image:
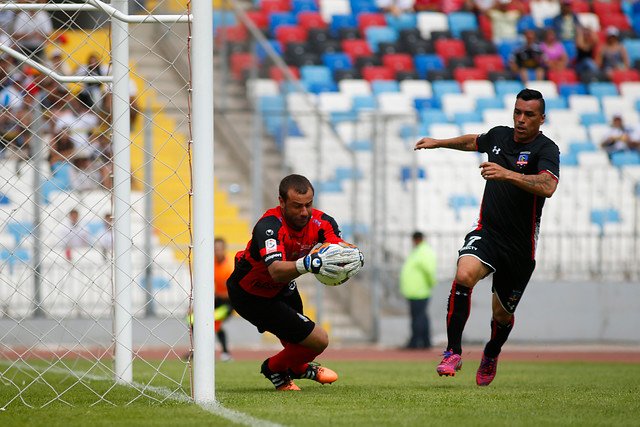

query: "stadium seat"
xmin=381 ymin=53 xmax=414 ymax=73
xmin=494 ymin=80 xmax=524 ymax=96
xmin=330 ymin=14 xmax=357 ymax=37
xmin=462 ymin=80 xmax=495 ymax=98
xmin=516 ymin=15 xmax=537 ymax=33
xmin=416 ymin=11 xmax=449 ymax=39
xmin=414 ymin=54 xmax=445 ymax=79
xmin=610 ymin=151 xmax=640 ymax=167
xmin=434 ymin=39 xmax=466 ymax=65
xmin=255 ymin=40 xmax=283 ymax=63
xmin=601 ymin=96 xmax=635 ymax=118
xmin=261 ymin=0 xmax=291 ymax=13
xmin=370 ymin=80 xmax=399 ymax=94
xmin=365 ymin=26 xmax=398 ymax=52
xmin=577 ymin=12 xmax=601 ymax=31
xmin=342 ymin=39 xmax=372 ymax=60
xmin=351 ymin=0 xmax=379 ymax=15
xmin=300 ymin=65 xmax=333 ymax=86
xmin=362 ymin=66 xmax=395 ymax=82
xmin=292 ymin=0 xmax=319 ymax=14
xmin=275 ymin=25 xmax=307 ymax=44
xmin=590 ymin=208 xmax=621 ymax=232
xmin=588 ymin=82 xmax=619 ymax=98
xmin=475 ymin=97 xmax=503 ymax=111
xmin=377 ymin=92 xmax=413 ymax=114
xmin=569 ymin=141 xmax=597 ymax=154
xmin=318 ymin=92 xmax=352 ymax=112
xmin=230 ymin=53 xmax=257 ymax=80
xmin=568 ymin=94 xmax=601 ymax=114
xmin=357 ymin=12 xmax=387 ymax=34
xmin=414 ymin=98 xmax=439 ymax=111
xmin=246 ymin=10 xmax=269 ymax=30
xmin=580 ymin=112 xmax=607 ymax=126
xmin=441 ymin=93 xmax=474 ymax=118
xmin=593 ymin=0 xmax=622 ymax=15
xmin=598 ymin=13 xmax=631 ymax=30
xmin=541 ymin=96 xmax=568 ymax=110
xmin=546 ymin=110 xmax=580 ymax=126
xmin=474 ymin=54 xmax=505 ymax=73
xmin=419 ymin=109 xmax=450 ymax=126
xmin=298 ymin=12 xmax=327 ymax=30
xmin=447 ymin=12 xmax=478 ymax=38
xmin=385 ymin=13 xmax=417 ymax=32
xmin=352 ymin=94 xmax=377 ymax=111
xmin=610 ymin=69 xmax=640 ymax=87
xmin=339 ymin=78 xmax=371 ymax=95
xmin=619 ymin=81 xmax=640 ymax=101
xmin=215 ymin=25 xmax=248 ymax=45
xmin=453 ymin=68 xmax=488 ymax=84
xmin=453 ymin=111 xmax=483 ymax=126
xmin=558 ymin=83 xmax=587 ymax=97
xmin=431 ymin=80 xmax=462 ymax=101
xmin=548 ymin=69 xmax=579 ymax=86
xmin=527 ymin=80 xmax=558 ymax=98
xmin=323 ymin=52 xmax=353 ymax=72
xmin=399 ymin=80 xmax=432 ymax=98
xmin=496 ymin=40 xmax=520 ymax=65
xmin=269 ymin=65 xmax=300 ymax=82
xmin=269 ymin=12 xmax=298 ymax=36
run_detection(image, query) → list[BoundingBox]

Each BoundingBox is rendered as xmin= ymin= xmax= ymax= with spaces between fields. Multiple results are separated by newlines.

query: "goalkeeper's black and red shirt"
xmin=229 ymin=206 xmax=344 ymax=298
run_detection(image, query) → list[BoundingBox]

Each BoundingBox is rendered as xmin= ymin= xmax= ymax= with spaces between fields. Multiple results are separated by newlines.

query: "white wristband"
xmin=295 ymin=258 xmax=307 ymax=275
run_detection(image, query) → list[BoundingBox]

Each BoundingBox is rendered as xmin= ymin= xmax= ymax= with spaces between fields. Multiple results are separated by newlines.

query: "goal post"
xmin=0 ymin=0 xmax=215 ymax=406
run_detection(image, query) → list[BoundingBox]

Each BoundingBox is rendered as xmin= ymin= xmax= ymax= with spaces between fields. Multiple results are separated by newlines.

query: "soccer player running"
xmin=227 ymin=174 xmax=363 ymax=390
xmin=414 ymin=89 xmax=559 ymax=386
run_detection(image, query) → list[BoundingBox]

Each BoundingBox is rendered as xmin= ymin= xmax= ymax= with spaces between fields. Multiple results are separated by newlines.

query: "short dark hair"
xmin=412 ymin=231 xmax=424 ymax=241
xmin=279 ymin=174 xmax=314 ymax=201
xmin=516 ymin=88 xmax=545 ymax=115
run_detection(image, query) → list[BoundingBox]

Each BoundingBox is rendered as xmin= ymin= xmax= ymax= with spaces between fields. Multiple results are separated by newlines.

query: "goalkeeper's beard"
xmin=286 ymin=214 xmax=310 ymax=231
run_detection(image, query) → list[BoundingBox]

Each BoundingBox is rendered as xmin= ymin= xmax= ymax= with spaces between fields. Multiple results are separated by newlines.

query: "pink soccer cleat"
xmin=436 ymin=350 xmax=462 ymax=377
xmin=476 ymin=353 xmax=499 ymax=386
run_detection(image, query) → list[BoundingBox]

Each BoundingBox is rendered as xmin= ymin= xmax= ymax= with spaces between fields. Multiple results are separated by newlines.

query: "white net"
xmin=0 ymin=0 xmax=203 ymax=407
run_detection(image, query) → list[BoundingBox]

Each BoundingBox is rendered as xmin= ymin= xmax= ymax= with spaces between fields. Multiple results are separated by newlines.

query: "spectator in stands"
xmin=595 ymin=27 xmax=631 ymax=80
xmin=61 ymin=208 xmax=92 ymax=260
xmin=551 ymin=0 xmax=582 ymax=42
xmin=11 ymin=2 xmax=53 ymax=60
xmin=54 ymin=95 xmax=100 ymax=158
xmin=76 ymin=52 xmax=109 ymax=110
xmin=464 ymin=0 xmax=497 ymax=16
xmin=509 ymin=29 xmax=545 ymax=83
xmin=48 ymin=50 xmax=73 ymax=77
xmin=399 ymin=231 xmax=437 ymax=350
xmin=529 ymin=0 xmax=560 ymax=28
xmin=376 ymin=0 xmax=416 ymax=15
xmin=487 ymin=0 xmax=522 ymax=44
xmin=540 ymin=28 xmax=569 ymax=72
xmin=95 ymin=213 xmax=113 ymax=261
xmin=600 ymin=114 xmax=633 ymax=158
xmin=628 ymin=126 xmax=640 ymax=153
xmin=574 ymin=25 xmax=600 ymax=76
xmin=70 ymin=156 xmax=104 ymax=192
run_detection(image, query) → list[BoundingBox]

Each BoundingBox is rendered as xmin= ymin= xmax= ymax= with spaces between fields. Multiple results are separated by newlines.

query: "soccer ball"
xmin=310 ymin=242 xmax=353 ymax=287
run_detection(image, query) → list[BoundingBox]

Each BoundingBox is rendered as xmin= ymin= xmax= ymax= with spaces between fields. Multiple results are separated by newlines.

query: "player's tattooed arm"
xmin=415 ymin=134 xmax=478 ymax=151
xmin=480 ymin=162 xmax=558 ymax=197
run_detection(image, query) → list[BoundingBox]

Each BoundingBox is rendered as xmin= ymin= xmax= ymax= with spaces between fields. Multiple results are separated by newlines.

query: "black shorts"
xmin=458 ymin=229 xmax=536 ymax=314
xmin=227 ymin=279 xmax=315 ymax=343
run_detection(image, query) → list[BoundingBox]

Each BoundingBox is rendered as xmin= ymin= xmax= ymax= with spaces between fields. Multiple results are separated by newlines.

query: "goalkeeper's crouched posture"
xmin=226 ymin=174 xmax=364 ymax=391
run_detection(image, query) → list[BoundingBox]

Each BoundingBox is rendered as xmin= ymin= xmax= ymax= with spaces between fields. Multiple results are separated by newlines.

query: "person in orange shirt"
xmin=213 ymin=237 xmax=234 ymax=361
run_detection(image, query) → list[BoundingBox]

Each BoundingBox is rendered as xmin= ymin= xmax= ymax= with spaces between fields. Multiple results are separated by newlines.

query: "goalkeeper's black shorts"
xmin=227 ymin=279 xmax=315 ymax=343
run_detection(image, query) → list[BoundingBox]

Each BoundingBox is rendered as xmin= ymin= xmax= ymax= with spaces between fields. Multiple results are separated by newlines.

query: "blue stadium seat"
xmin=560 ymin=151 xmax=578 ymax=166
xmin=0 ymin=193 xmax=9 ymax=204
xmin=365 ymin=26 xmax=398 ymax=53
xmin=308 ymin=81 xmax=338 ymax=93
xmin=431 ymin=80 xmax=461 ymax=101
xmin=268 ymin=12 xmax=297 ymax=36
xmin=569 ymin=141 xmax=597 ymax=154
xmin=453 ymin=111 xmax=483 ymax=126
xmin=258 ymin=95 xmax=286 ymax=113
xmin=449 ymin=194 xmax=478 ymax=220
xmin=494 ymin=80 xmax=524 ymax=97
xmin=497 ymin=40 xmax=520 ymax=65
xmin=545 ymin=97 xmax=568 ymax=110
xmin=419 ymin=108 xmax=449 ymax=126
xmin=330 ymin=15 xmax=357 ymax=37
xmin=623 ymin=39 xmax=640 ymax=64
xmin=610 ymin=151 xmax=640 ymax=167
xmin=352 ymin=95 xmax=377 ymax=111
xmin=335 ymin=166 xmax=364 ymax=181
xmin=6 ymin=221 xmax=33 ymax=245
xmin=448 ymin=12 xmax=478 ymax=38
xmin=400 ymin=166 xmax=426 ymax=183
xmin=385 ymin=13 xmax=417 ymax=31
xmin=256 ymin=40 xmax=283 ymax=62
xmin=516 ymin=15 xmax=537 ymax=33
xmin=0 ymin=248 xmax=30 ymax=273
xmin=590 ymin=208 xmax=621 ymax=231
xmin=580 ymin=112 xmax=607 ymax=126
xmin=318 ymin=179 xmax=342 ymax=192
xmin=300 ymin=65 xmax=333 ymax=85
xmin=371 ymin=80 xmax=399 ymax=94
xmin=559 ymin=83 xmax=587 ymax=97
xmin=330 ymin=110 xmax=359 ymax=124
xmin=414 ymin=97 xmax=440 ymax=111
xmin=476 ymin=97 xmax=504 ymax=111
xmin=350 ymin=0 xmax=379 ymax=14
xmin=292 ymin=0 xmax=319 ymax=14
xmin=562 ymin=40 xmax=577 ymax=61
xmin=414 ymin=54 xmax=444 ymax=79
xmin=323 ymin=52 xmax=353 ymax=72
xmin=588 ymin=82 xmax=618 ymax=98
xmin=213 ymin=10 xmax=237 ymax=34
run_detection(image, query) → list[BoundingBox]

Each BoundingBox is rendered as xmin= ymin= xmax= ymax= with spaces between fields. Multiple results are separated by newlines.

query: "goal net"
xmin=0 ymin=0 xmax=205 ymax=407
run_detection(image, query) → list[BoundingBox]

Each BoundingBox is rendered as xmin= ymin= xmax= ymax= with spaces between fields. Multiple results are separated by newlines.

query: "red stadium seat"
xmin=215 ymin=25 xmax=248 ymax=45
xmin=547 ymin=69 xmax=578 ymax=85
xmin=434 ymin=39 xmax=467 ymax=65
xmin=298 ymin=12 xmax=327 ymax=30
xmin=246 ymin=10 xmax=269 ymax=30
xmin=260 ymin=0 xmax=290 ymax=13
xmin=593 ymin=0 xmax=621 ymax=15
xmin=270 ymin=65 xmax=300 ymax=82
xmin=362 ymin=66 xmax=395 ymax=81
xmin=570 ymin=0 xmax=591 ymax=13
xmin=381 ymin=54 xmax=414 ymax=72
xmin=453 ymin=67 xmax=488 ymax=83
xmin=610 ymin=69 xmax=640 ymax=87
xmin=598 ymin=13 xmax=631 ymax=31
xmin=342 ymin=39 xmax=373 ymax=60
xmin=275 ymin=25 xmax=307 ymax=44
xmin=478 ymin=13 xmax=493 ymax=41
xmin=357 ymin=13 xmax=386 ymax=34
xmin=230 ymin=53 xmax=257 ymax=80
xmin=474 ymin=54 xmax=505 ymax=72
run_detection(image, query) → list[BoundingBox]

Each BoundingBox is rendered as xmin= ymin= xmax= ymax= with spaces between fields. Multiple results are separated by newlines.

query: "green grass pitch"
xmin=1 ymin=359 xmax=639 ymax=426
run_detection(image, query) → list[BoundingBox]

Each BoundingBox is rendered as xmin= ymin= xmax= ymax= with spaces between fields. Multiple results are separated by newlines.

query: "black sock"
xmin=217 ymin=329 xmax=229 ymax=354
xmin=446 ymin=282 xmax=473 ymax=355
xmin=483 ymin=317 xmax=514 ymax=358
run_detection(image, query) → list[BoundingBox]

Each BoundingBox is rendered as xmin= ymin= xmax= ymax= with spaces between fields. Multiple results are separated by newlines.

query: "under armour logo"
xmin=492 ymin=146 xmax=501 ymax=155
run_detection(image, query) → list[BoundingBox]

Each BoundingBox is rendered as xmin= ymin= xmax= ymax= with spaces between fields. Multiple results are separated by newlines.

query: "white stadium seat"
xmin=416 ymin=12 xmax=449 ymax=39
xmin=399 ymin=80 xmax=432 ymax=98
xmin=462 ymin=80 xmax=496 ymax=99
xmin=338 ymin=79 xmax=371 ymax=96
xmin=441 ymin=93 xmax=475 ymax=118
xmin=567 ymin=94 xmax=601 ymax=115
xmin=526 ymin=80 xmax=558 ymax=98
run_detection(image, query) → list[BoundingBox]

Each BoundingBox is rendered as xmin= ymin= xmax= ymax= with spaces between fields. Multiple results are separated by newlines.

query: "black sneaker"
xmin=260 ymin=359 xmax=300 ymax=391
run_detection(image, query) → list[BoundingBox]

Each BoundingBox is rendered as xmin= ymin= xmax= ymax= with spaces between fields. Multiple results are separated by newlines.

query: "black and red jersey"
xmin=475 ymin=126 xmax=560 ymax=259
xmin=229 ymin=206 xmax=344 ymax=297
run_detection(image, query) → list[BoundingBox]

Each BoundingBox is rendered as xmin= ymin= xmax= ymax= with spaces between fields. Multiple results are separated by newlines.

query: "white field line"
xmin=0 ymin=360 xmax=284 ymax=427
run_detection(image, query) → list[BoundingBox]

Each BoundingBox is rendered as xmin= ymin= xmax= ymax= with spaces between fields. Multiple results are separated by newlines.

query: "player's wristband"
xmin=295 ymin=258 xmax=308 ymax=275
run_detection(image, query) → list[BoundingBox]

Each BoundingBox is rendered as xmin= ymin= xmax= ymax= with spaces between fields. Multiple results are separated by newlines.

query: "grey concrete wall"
xmin=379 ymin=280 xmax=640 ymax=348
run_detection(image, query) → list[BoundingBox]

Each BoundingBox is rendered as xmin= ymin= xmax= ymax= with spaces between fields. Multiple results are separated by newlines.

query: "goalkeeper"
xmin=227 ymin=174 xmax=363 ymax=391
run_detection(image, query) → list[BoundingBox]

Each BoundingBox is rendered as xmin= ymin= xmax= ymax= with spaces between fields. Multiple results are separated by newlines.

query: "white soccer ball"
xmin=310 ymin=242 xmax=359 ymax=287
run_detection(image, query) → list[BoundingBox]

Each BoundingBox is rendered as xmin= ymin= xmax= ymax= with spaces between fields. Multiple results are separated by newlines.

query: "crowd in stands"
xmin=0 ymin=5 xmax=116 ymax=201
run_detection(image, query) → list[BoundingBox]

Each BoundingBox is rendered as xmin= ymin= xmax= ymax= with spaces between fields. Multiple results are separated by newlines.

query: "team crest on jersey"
xmin=516 ymin=152 xmax=530 ymax=167
xmin=265 ymin=238 xmax=277 ymax=253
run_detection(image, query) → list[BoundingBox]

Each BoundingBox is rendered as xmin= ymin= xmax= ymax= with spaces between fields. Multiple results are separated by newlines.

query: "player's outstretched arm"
xmin=415 ymin=134 xmax=478 ymax=152
xmin=480 ymin=162 xmax=558 ymax=197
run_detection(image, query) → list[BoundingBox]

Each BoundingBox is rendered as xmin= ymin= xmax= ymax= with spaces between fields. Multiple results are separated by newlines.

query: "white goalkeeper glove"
xmin=295 ymin=243 xmax=358 ymax=279
xmin=338 ymin=242 xmax=365 ymax=278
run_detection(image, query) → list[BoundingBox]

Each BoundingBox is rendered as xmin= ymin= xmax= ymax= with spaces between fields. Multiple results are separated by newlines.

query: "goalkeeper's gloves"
xmin=339 ymin=242 xmax=365 ymax=278
xmin=295 ymin=243 xmax=359 ymax=279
